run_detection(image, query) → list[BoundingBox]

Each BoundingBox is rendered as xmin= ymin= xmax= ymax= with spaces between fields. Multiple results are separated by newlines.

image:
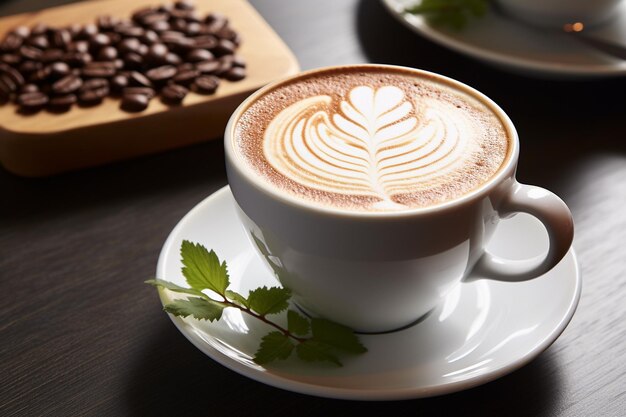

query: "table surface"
xmin=1 ymin=1 xmax=625 ymax=416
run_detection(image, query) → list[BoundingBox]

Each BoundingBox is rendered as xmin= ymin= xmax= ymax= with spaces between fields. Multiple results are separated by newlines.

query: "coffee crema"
xmin=233 ymin=66 xmax=511 ymax=212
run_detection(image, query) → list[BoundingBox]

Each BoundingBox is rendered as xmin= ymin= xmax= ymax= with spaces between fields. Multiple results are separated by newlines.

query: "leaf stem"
xmin=220 ymin=297 xmax=307 ymax=343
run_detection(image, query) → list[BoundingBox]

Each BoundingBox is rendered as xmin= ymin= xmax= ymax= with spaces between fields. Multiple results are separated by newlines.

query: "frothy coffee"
xmin=232 ymin=66 xmax=511 ymax=212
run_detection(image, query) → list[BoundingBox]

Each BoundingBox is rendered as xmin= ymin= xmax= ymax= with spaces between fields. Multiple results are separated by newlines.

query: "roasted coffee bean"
xmin=1 ymin=53 xmax=21 ymax=65
xmin=68 ymin=23 xmax=82 ymax=38
xmin=192 ymin=74 xmax=219 ymax=94
xmin=143 ymin=13 xmax=169 ymax=26
xmin=113 ymin=59 xmax=124 ymax=69
xmin=140 ymin=30 xmax=159 ymax=45
xmin=195 ymin=59 xmax=219 ymax=74
xmin=149 ymin=20 xmax=170 ymax=33
xmin=231 ymin=54 xmax=246 ymax=68
xmin=211 ymin=39 xmax=235 ymax=56
xmin=41 ymin=49 xmax=64 ymax=63
xmin=204 ymin=12 xmax=226 ymax=24
xmin=186 ymin=48 xmax=213 ymax=62
xmin=20 ymin=45 xmax=43 ymax=61
xmin=30 ymin=66 xmax=51 ymax=83
xmin=52 ymin=74 xmax=82 ymax=94
xmin=177 ymin=62 xmax=194 ymax=71
xmin=105 ymin=31 xmax=122 ymax=45
xmin=21 ymin=83 xmax=39 ymax=93
xmin=77 ymin=24 xmax=98 ymax=40
xmin=1 ymin=33 xmax=24 ymax=52
xmin=121 ymin=92 xmax=149 ymax=111
xmin=146 ymin=65 xmax=177 ymax=82
xmin=137 ymin=44 xmax=149 ymax=56
xmin=68 ymin=40 xmax=90 ymax=53
xmin=175 ymin=0 xmax=195 ymax=10
xmin=185 ymin=22 xmax=202 ymax=36
xmin=116 ymin=25 xmax=145 ymax=38
xmin=17 ymin=91 xmax=48 ymax=109
xmin=157 ymin=3 xmax=173 ymax=13
xmin=230 ymin=32 xmax=242 ymax=47
xmin=27 ymin=35 xmax=49 ymax=51
xmin=216 ymin=27 xmax=238 ymax=42
xmin=64 ymin=52 xmax=92 ymax=67
xmin=110 ymin=74 xmax=128 ymax=92
xmin=147 ymin=43 xmax=168 ymax=61
xmin=224 ymin=66 xmax=245 ymax=81
xmin=97 ymin=46 xmax=118 ymax=61
xmin=128 ymin=71 xmax=152 ymax=87
xmin=122 ymin=52 xmax=143 ymax=69
xmin=89 ymin=33 xmax=111 ymax=50
xmin=214 ymin=56 xmax=233 ymax=76
xmin=185 ymin=11 xmax=202 ymax=23
xmin=30 ymin=23 xmax=48 ymax=36
xmin=82 ymin=62 xmax=116 ymax=78
xmin=192 ymin=35 xmax=217 ymax=50
xmin=163 ymin=52 xmax=182 ymax=65
xmin=49 ymin=61 xmax=70 ymax=79
xmin=78 ymin=78 xmax=109 ymax=104
xmin=169 ymin=8 xmax=195 ymax=20
xmin=12 ymin=26 xmax=31 ymax=39
xmin=170 ymin=19 xmax=188 ymax=33
xmin=78 ymin=88 xmax=107 ymax=105
xmin=0 ymin=74 xmax=17 ymax=96
xmin=163 ymin=36 xmax=195 ymax=54
xmin=132 ymin=7 xmax=157 ymax=24
xmin=205 ymin=18 xmax=228 ymax=34
xmin=96 ymin=15 xmax=118 ymax=31
xmin=122 ymin=86 xmax=155 ymax=98
xmin=172 ymin=68 xmax=198 ymax=85
xmin=18 ymin=60 xmax=41 ymax=74
xmin=80 ymin=77 xmax=108 ymax=91
xmin=161 ymin=83 xmax=187 ymax=104
xmin=48 ymin=93 xmax=77 ymax=111
xmin=52 ymin=29 xmax=72 ymax=48
xmin=1 ymin=63 xmax=26 ymax=86
xmin=118 ymin=38 xmax=141 ymax=54
xmin=159 ymin=30 xmax=185 ymax=40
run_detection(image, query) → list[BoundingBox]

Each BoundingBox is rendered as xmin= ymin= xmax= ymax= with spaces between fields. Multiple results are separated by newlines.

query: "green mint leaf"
xmin=145 ymin=279 xmax=205 ymax=298
xmin=405 ymin=0 xmax=489 ymax=30
xmin=311 ymin=318 xmax=367 ymax=354
xmin=287 ymin=310 xmax=310 ymax=336
xmin=163 ymin=297 xmax=225 ymax=321
xmin=253 ymin=331 xmax=294 ymax=364
xmin=225 ymin=290 xmax=249 ymax=308
xmin=180 ymin=240 xmax=229 ymax=295
xmin=295 ymin=340 xmax=341 ymax=366
xmin=247 ymin=286 xmax=291 ymax=316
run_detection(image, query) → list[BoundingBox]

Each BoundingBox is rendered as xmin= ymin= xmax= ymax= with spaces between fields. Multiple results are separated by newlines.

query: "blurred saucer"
xmin=382 ymin=0 xmax=626 ymax=78
xmin=155 ymin=186 xmax=581 ymax=400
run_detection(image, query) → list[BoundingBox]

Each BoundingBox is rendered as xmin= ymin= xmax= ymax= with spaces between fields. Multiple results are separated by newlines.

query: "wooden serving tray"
xmin=0 ymin=0 xmax=299 ymax=177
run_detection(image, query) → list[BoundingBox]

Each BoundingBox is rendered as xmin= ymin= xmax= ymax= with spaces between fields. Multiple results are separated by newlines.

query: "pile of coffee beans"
xmin=0 ymin=0 xmax=246 ymax=113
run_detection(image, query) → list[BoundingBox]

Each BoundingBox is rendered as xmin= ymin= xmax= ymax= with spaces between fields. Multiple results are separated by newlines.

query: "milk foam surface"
xmin=234 ymin=67 xmax=511 ymax=212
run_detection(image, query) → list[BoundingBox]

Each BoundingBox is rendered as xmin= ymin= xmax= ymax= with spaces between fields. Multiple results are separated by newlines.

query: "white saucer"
xmin=156 ymin=186 xmax=581 ymax=400
xmin=382 ymin=0 xmax=626 ymax=78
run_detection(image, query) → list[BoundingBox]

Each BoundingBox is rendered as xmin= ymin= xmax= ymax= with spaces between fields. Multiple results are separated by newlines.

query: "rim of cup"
xmin=224 ymin=64 xmax=520 ymax=219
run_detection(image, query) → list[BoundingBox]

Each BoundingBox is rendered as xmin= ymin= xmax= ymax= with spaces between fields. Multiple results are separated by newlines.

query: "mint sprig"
xmin=146 ymin=240 xmax=367 ymax=366
xmin=405 ymin=0 xmax=490 ymax=30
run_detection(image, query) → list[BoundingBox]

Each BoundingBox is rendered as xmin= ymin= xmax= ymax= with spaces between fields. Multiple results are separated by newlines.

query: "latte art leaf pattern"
xmin=264 ymin=85 xmax=471 ymax=209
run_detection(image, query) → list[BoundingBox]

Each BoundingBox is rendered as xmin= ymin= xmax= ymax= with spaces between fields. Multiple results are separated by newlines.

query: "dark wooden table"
xmin=1 ymin=1 xmax=625 ymax=415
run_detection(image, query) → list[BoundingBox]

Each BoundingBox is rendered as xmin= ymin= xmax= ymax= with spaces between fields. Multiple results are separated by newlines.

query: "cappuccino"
xmin=232 ymin=66 xmax=511 ymax=212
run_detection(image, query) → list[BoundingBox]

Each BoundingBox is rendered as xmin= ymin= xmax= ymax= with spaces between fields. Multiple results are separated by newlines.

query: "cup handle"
xmin=470 ymin=181 xmax=574 ymax=282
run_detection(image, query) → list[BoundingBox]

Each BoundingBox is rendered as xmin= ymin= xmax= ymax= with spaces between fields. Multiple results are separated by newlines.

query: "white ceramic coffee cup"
xmin=224 ymin=65 xmax=574 ymax=333
xmin=495 ymin=0 xmax=623 ymax=29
